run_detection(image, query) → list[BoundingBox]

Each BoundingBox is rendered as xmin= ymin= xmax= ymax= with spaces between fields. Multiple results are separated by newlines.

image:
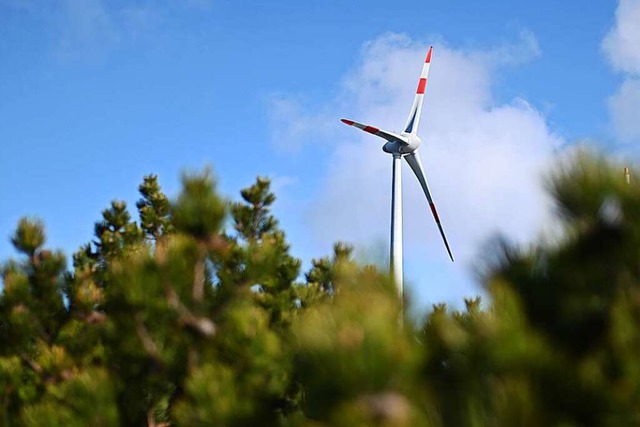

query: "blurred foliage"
xmin=1 ymin=150 xmax=640 ymax=426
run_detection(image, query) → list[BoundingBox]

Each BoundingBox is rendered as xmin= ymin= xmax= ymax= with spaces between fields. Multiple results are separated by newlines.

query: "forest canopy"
xmin=1 ymin=150 xmax=640 ymax=426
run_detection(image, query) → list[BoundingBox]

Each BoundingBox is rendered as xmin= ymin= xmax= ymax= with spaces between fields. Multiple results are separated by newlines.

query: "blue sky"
xmin=1 ymin=0 xmax=639 ymax=312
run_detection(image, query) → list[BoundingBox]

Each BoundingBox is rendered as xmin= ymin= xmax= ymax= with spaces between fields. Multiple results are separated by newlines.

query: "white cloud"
xmin=269 ymin=175 xmax=299 ymax=195
xmin=53 ymin=0 xmax=166 ymax=60
xmin=268 ymin=96 xmax=336 ymax=151
xmin=602 ymin=0 xmax=640 ymax=75
xmin=54 ymin=0 xmax=120 ymax=59
xmin=603 ymin=0 xmax=640 ymax=144
xmin=609 ymin=78 xmax=640 ymax=142
xmin=269 ymin=30 xmax=543 ymax=150
xmin=3 ymin=1 xmax=206 ymax=61
xmin=484 ymin=29 xmax=542 ymax=66
xmin=270 ymin=33 xmax=563 ymax=305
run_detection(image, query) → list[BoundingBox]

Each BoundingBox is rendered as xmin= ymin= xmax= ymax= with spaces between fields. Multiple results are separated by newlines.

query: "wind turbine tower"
xmin=341 ymin=46 xmax=454 ymax=299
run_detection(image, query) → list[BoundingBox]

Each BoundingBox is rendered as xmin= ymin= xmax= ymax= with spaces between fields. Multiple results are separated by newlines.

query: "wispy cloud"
xmin=269 ymin=30 xmax=543 ymax=151
xmin=602 ymin=0 xmax=640 ymax=74
xmin=53 ymin=0 xmax=120 ymax=60
xmin=603 ymin=0 xmax=640 ymax=144
xmin=609 ymin=79 xmax=640 ymax=143
xmin=269 ymin=32 xmax=563 ymax=303
xmin=268 ymin=95 xmax=336 ymax=152
xmin=484 ymin=29 xmax=542 ymax=66
xmin=1 ymin=0 xmax=210 ymax=62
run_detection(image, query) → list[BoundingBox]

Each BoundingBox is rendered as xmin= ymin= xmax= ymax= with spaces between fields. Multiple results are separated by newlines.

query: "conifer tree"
xmin=305 ymin=242 xmax=354 ymax=295
xmin=215 ymin=176 xmax=302 ymax=330
xmin=2 ymin=151 xmax=640 ymax=426
xmin=137 ymin=175 xmax=173 ymax=242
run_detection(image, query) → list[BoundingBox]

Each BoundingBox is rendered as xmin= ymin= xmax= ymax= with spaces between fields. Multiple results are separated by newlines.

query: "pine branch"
xmin=135 ymin=315 xmax=162 ymax=362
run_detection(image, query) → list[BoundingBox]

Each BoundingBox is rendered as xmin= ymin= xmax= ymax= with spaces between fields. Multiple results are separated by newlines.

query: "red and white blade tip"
xmin=341 ymin=118 xmax=354 ymax=125
xmin=425 ymin=46 xmax=433 ymax=63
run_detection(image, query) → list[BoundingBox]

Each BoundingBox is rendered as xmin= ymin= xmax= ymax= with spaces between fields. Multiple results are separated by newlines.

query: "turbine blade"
xmin=403 ymin=46 xmax=433 ymax=135
xmin=404 ymin=151 xmax=454 ymax=261
xmin=341 ymin=118 xmax=408 ymax=145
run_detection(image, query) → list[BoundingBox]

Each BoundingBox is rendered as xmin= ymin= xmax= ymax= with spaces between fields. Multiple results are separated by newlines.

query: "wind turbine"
xmin=340 ymin=46 xmax=453 ymax=298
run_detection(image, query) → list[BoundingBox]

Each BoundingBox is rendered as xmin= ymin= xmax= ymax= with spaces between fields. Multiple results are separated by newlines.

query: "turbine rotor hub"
xmin=404 ymin=133 xmax=421 ymax=151
xmin=382 ymin=134 xmax=421 ymax=155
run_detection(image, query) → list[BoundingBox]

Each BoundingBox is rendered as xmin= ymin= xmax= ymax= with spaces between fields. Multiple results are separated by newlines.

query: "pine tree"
xmin=137 ymin=175 xmax=173 ymax=242
xmin=2 ymin=151 xmax=640 ymax=426
xmin=305 ymin=242 xmax=354 ymax=295
xmin=215 ymin=176 xmax=302 ymax=331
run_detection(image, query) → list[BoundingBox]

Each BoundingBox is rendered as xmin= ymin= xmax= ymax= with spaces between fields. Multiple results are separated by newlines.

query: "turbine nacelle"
xmin=383 ymin=133 xmax=421 ymax=155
